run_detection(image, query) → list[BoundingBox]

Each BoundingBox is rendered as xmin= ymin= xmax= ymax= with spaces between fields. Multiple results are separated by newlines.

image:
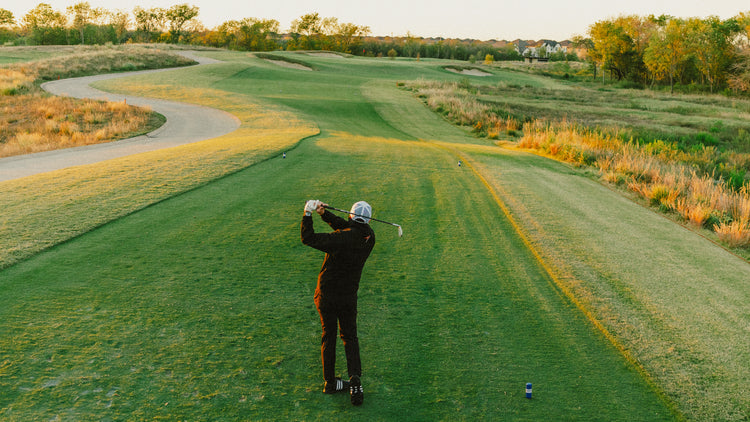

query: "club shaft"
xmin=322 ymin=205 xmax=400 ymax=227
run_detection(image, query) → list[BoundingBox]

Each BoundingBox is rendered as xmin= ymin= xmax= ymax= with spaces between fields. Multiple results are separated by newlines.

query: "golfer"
xmin=301 ymin=199 xmax=376 ymax=406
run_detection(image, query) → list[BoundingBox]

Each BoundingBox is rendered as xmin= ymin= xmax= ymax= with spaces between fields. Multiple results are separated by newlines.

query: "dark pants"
xmin=314 ymin=293 xmax=361 ymax=382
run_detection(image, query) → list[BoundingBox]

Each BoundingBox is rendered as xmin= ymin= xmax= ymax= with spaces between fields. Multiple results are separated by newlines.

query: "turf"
xmin=4 ymin=50 xmax=737 ymax=420
xmin=0 ymin=134 xmax=673 ymax=420
xmin=464 ymin=146 xmax=750 ymax=420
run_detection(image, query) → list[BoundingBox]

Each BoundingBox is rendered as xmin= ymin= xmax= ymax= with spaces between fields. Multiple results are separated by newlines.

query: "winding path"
xmin=0 ymin=52 xmax=240 ymax=182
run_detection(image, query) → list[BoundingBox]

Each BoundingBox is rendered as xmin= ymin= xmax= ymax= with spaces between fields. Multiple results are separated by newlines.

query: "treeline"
xmin=358 ymin=37 xmax=527 ymax=62
xmin=4 ymin=3 xmax=750 ymax=92
xmin=0 ymin=3 xmax=546 ymax=62
xmin=0 ymin=3 xmax=200 ymax=45
xmin=579 ymin=13 xmax=750 ymax=93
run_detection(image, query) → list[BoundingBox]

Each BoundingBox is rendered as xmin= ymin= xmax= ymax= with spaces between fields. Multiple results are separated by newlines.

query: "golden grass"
xmin=0 ymin=87 xmax=318 ymax=269
xmin=0 ymin=69 xmax=34 ymax=94
xmin=0 ymin=93 xmax=155 ymax=157
xmin=518 ymin=120 xmax=750 ymax=248
xmin=13 ymin=45 xmax=195 ymax=82
xmin=715 ymin=220 xmax=750 ymax=247
xmin=0 ymin=45 xmax=196 ymax=158
xmin=410 ymin=79 xmax=520 ymax=137
xmin=406 ymin=79 xmax=750 ymax=249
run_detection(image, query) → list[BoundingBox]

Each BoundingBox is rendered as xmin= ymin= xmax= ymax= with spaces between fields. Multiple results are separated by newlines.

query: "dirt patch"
xmin=263 ymin=59 xmax=312 ymax=71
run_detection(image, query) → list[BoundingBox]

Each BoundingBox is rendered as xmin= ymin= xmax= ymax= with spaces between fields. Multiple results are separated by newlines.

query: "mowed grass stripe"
xmin=0 ymin=53 xmax=680 ymax=420
xmin=460 ymin=144 xmax=750 ymax=420
xmin=1 ymin=132 xmax=673 ymax=420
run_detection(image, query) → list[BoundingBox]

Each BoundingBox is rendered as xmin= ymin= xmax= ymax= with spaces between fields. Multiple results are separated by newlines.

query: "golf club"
xmin=323 ymin=205 xmax=403 ymax=237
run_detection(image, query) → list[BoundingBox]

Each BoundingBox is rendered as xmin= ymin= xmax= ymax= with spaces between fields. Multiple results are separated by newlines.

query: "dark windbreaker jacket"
xmin=301 ymin=210 xmax=376 ymax=298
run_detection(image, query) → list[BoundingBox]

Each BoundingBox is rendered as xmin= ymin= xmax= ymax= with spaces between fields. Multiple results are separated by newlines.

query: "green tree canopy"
xmin=133 ymin=6 xmax=165 ymax=42
xmin=23 ymin=3 xmax=67 ymax=44
xmin=164 ymin=3 xmax=199 ymax=43
xmin=0 ymin=8 xmax=14 ymax=26
xmin=67 ymin=2 xmax=104 ymax=44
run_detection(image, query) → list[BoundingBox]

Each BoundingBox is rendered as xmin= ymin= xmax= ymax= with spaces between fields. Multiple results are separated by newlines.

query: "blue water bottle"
xmin=525 ymin=382 xmax=532 ymax=399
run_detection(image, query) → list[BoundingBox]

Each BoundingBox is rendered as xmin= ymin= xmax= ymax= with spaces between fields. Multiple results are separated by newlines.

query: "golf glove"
xmin=305 ymin=199 xmax=321 ymax=214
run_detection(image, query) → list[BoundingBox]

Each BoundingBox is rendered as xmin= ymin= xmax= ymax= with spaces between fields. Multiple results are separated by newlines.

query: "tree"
xmin=207 ymin=17 xmax=279 ymax=51
xmin=67 ymin=2 xmax=104 ymax=44
xmin=237 ymin=18 xmax=279 ymax=51
xmin=133 ymin=6 xmax=165 ymax=42
xmin=0 ymin=8 xmax=15 ymax=43
xmin=402 ymin=32 xmax=420 ymax=58
xmin=728 ymin=47 xmax=750 ymax=93
xmin=333 ymin=22 xmax=369 ymax=53
xmin=164 ymin=4 xmax=199 ymax=44
xmin=0 ymin=8 xmax=14 ymax=26
xmin=644 ymin=17 xmax=686 ymax=92
xmin=109 ymin=10 xmax=130 ymax=43
xmin=23 ymin=3 xmax=67 ymax=45
xmin=736 ymin=11 xmax=750 ymax=49
xmin=589 ymin=15 xmax=652 ymax=82
xmin=290 ymin=12 xmax=322 ymax=50
xmin=685 ymin=16 xmax=741 ymax=92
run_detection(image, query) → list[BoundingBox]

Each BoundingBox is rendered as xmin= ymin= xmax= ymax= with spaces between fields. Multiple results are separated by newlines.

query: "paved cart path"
xmin=0 ymin=52 xmax=240 ymax=182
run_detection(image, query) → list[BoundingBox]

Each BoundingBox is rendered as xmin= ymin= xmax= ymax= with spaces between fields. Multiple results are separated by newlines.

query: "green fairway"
xmin=6 ymin=50 xmax=736 ymax=420
xmin=0 ymin=135 xmax=673 ymax=420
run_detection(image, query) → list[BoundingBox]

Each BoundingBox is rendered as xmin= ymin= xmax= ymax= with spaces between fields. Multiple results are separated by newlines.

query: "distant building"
xmin=515 ymin=40 xmax=567 ymax=59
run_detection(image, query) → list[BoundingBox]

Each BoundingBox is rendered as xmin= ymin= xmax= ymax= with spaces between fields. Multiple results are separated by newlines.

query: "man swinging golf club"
xmin=301 ymin=199 xmax=375 ymax=406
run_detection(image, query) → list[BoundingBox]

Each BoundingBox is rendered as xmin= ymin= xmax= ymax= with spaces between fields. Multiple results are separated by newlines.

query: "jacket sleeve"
xmin=301 ymin=214 xmax=350 ymax=254
xmin=321 ymin=210 xmax=349 ymax=230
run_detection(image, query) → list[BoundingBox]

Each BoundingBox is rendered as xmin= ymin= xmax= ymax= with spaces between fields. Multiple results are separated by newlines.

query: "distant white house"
xmin=515 ymin=40 xmax=567 ymax=58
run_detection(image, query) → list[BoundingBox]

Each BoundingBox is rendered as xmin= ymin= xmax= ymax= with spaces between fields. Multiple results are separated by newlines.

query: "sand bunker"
xmin=306 ymin=52 xmax=343 ymax=59
xmin=264 ymin=59 xmax=313 ymax=71
xmin=446 ymin=68 xmax=492 ymax=77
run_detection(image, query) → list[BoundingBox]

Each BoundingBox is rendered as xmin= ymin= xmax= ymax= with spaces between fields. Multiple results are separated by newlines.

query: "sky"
xmin=3 ymin=0 xmax=748 ymax=41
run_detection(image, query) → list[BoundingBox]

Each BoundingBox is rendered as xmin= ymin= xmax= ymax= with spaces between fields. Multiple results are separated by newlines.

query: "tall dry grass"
xmin=407 ymin=79 xmax=750 ymax=248
xmin=519 ymin=120 xmax=750 ymax=248
xmin=0 ymin=45 xmax=194 ymax=158
xmin=0 ymin=69 xmax=34 ymax=95
xmin=14 ymin=45 xmax=195 ymax=82
xmin=0 ymin=92 xmax=155 ymax=157
xmin=411 ymin=79 xmax=520 ymax=139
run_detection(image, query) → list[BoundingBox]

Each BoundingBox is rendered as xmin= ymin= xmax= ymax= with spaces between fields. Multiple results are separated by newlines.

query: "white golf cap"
xmin=349 ymin=201 xmax=372 ymax=224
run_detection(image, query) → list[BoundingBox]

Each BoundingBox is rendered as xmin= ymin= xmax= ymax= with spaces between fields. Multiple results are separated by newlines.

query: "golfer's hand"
xmin=316 ymin=202 xmax=328 ymax=215
xmin=305 ymin=200 xmax=321 ymax=215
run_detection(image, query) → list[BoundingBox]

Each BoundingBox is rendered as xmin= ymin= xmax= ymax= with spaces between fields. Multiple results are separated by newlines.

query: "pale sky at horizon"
xmin=2 ymin=0 xmax=748 ymax=41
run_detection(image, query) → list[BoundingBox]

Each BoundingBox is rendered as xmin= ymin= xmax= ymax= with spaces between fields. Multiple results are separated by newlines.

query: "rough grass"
xmin=0 ymin=45 xmax=196 ymax=158
xmin=517 ymin=120 xmax=750 ymax=249
xmin=461 ymin=144 xmax=750 ymax=421
xmin=0 ymin=94 xmax=159 ymax=157
xmin=15 ymin=45 xmax=196 ymax=82
xmin=407 ymin=80 xmax=750 ymax=249
xmin=0 ymin=85 xmax=317 ymax=269
xmin=0 ymin=45 xmax=81 ymax=66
